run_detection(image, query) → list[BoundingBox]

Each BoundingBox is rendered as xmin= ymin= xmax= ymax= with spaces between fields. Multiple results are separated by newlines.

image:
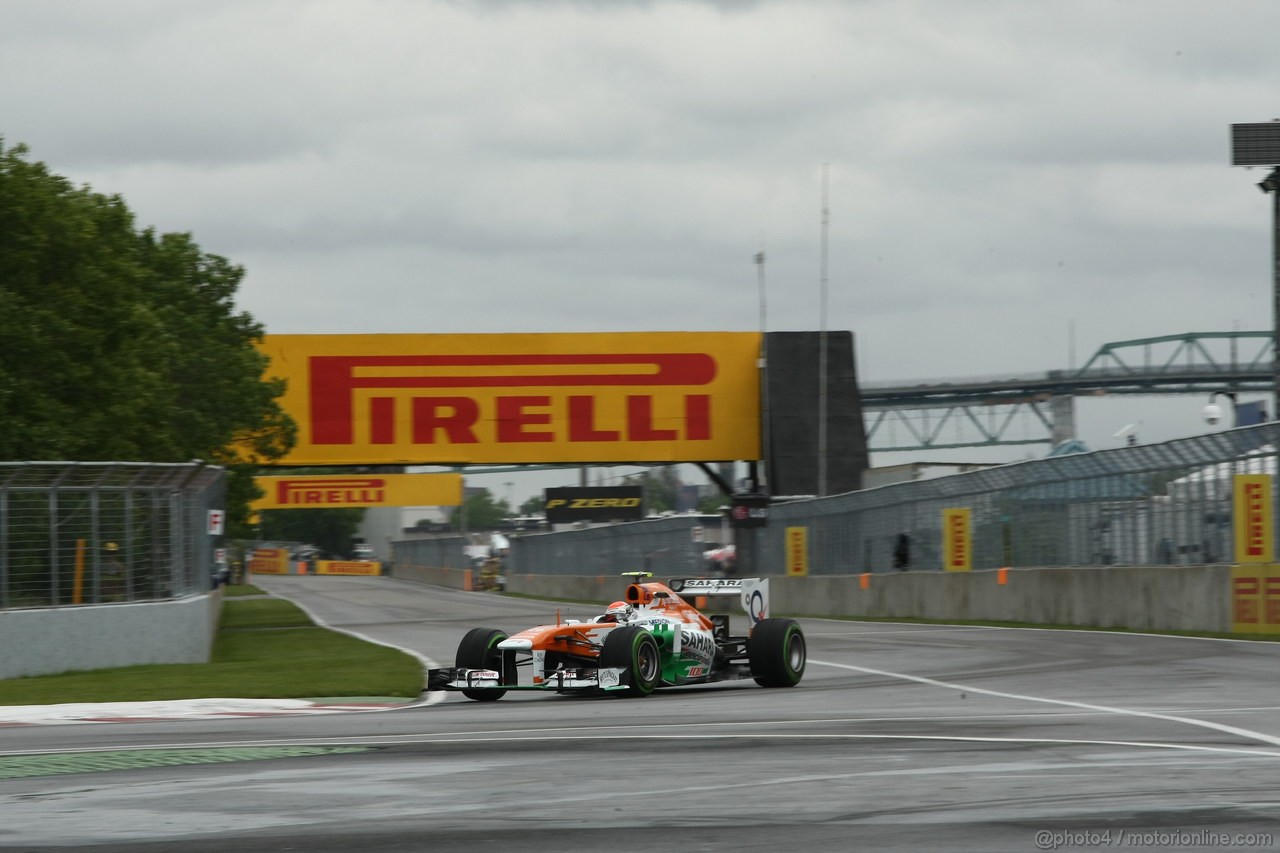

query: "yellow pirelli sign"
xmin=1230 ymin=563 xmax=1280 ymax=634
xmin=1233 ymin=474 xmax=1274 ymax=563
xmin=785 ymin=526 xmax=809 ymax=577
xmin=316 ymin=561 xmax=383 ymax=576
xmin=248 ymin=547 xmax=290 ymax=575
xmin=252 ymin=473 xmax=463 ymax=510
xmin=258 ymin=332 xmax=762 ymax=465
xmin=943 ymin=508 xmax=972 ymax=572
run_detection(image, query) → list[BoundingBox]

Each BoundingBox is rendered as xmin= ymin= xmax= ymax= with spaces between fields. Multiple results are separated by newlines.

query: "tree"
xmin=622 ymin=466 xmax=681 ymax=514
xmin=449 ymin=489 xmax=511 ymax=530
xmin=519 ymin=495 xmax=545 ymax=516
xmin=257 ymin=506 xmax=364 ymax=559
xmin=0 ymin=140 xmax=295 ymax=535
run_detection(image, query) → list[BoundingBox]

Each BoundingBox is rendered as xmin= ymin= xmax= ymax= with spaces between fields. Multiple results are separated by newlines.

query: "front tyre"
xmin=455 ymin=627 xmax=513 ymax=701
xmin=748 ymin=618 xmax=806 ymax=687
xmin=599 ymin=626 xmax=661 ymax=696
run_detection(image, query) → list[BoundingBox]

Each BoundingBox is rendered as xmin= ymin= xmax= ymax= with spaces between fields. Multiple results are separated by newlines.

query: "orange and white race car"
xmin=428 ymin=573 xmax=806 ymax=700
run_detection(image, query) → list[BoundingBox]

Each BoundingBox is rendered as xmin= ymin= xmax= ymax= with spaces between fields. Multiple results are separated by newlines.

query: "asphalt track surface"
xmin=2 ymin=575 xmax=1279 ymax=852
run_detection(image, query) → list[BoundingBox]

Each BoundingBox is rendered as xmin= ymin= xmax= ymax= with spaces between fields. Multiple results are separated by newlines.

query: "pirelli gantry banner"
xmin=259 ymin=332 xmax=763 ymax=465
xmin=252 ymin=473 xmax=463 ymax=510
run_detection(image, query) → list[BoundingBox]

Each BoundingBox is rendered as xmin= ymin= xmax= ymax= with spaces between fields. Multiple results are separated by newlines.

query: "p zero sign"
xmin=260 ymin=332 xmax=762 ymax=465
xmin=545 ymin=487 xmax=645 ymax=524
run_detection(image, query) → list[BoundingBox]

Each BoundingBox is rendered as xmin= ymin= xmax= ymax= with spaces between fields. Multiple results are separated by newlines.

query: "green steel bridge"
xmin=862 ymin=331 xmax=1274 ymax=452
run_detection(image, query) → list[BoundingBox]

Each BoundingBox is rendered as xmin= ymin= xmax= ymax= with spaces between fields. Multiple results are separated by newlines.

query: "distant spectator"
xmin=892 ymin=533 xmax=911 ymax=571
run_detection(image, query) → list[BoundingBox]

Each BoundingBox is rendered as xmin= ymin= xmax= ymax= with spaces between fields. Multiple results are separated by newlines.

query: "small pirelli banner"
xmin=785 ymin=526 xmax=809 ymax=577
xmin=1230 ymin=563 xmax=1280 ymax=635
xmin=315 ymin=561 xmax=383 ymax=576
xmin=942 ymin=508 xmax=972 ymax=572
xmin=253 ymin=473 xmax=462 ymax=510
xmin=248 ymin=547 xmax=291 ymax=575
xmin=1233 ymin=474 xmax=1274 ymax=564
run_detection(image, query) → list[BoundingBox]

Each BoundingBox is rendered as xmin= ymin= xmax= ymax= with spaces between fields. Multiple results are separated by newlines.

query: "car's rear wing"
xmin=667 ymin=577 xmax=769 ymax=628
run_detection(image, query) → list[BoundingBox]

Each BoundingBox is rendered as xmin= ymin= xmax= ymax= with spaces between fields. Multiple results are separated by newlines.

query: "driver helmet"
xmin=605 ymin=600 xmax=634 ymax=623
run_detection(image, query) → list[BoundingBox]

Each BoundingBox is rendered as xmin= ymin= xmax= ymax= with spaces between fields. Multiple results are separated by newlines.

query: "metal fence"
xmin=504 ymin=514 xmax=728 ymax=578
xmin=393 ymin=534 xmax=472 ymax=571
xmin=466 ymin=424 xmax=1279 ymax=577
xmin=0 ymin=462 xmax=225 ymax=610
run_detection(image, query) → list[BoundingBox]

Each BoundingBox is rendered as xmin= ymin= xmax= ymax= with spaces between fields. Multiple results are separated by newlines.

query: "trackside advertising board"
xmin=544 ymin=486 xmax=645 ymax=523
xmin=1232 ymin=474 xmax=1274 ymax=564
xmin=252 ymin=473 xmax=463 ymax=510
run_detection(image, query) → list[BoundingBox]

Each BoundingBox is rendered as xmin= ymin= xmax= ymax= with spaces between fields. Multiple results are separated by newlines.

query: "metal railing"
xmin=0 ymin=462 xmax=225 ymax=610
xmin=436 ymin=424 xmax=1278 ymax=577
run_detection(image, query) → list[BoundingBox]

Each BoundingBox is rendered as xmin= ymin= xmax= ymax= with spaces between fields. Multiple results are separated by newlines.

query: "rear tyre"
xmin=748 ymin=618 xmax=806 ymax=687
xmin=455 ymin=627 xmax=513 ymax=701
xmin=599 ymin=626 xmax=661 ymax=696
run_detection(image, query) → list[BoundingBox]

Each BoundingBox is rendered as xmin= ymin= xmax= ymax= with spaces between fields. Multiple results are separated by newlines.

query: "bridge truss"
xmin=862 ymin=331 xmax=1274 ymax=452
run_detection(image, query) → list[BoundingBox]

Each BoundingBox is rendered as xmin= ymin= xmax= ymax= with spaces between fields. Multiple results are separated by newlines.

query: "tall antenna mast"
xmin=818 ymin=163 xmax=830 ymax=498
xmin=755 ymin=247 xmax=770 ymax=495
xmin=754 ymin=247 xmax=767 ymax=333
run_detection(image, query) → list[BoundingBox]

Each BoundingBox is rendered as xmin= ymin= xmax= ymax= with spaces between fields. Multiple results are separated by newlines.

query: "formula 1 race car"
xmin=428 ymin=573 xmax=806 ymax=700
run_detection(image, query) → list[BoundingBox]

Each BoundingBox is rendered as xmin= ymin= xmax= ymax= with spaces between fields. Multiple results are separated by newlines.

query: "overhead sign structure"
xmin=258 ymin=332 xmax=762 ymax=466
xmin=1231 ymin=123 xmax=1280 ymax=166
xmin=544 ymin=486 xmax=645 ymax=524
xmin=251 ymin=473 xmax=463 ymax=511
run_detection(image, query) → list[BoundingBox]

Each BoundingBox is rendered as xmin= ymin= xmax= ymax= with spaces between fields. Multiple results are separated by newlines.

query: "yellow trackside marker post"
xmin=785 ymin=526 xmax=809 ymax=577
xmin=997 ymin=567 xmax=1009 ymax=585
xmin=1233 ymin=474 xmax=1274 ymax=563
xmin=942 ymin=508 xmax=973 ymax=572
xmin=73 ymin=539 xmax=86 ymax=604
xmin=859 ymin=573 xmax=870 ymax=590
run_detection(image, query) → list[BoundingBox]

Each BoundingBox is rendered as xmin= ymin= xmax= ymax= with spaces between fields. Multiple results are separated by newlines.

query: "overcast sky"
xmin=5 ymin=0 xmax=1278 ymax=505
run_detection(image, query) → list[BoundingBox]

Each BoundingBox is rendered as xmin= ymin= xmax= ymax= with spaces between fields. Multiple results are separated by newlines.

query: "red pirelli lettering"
xmin=310 ymin=353 xmax=716 ymax=444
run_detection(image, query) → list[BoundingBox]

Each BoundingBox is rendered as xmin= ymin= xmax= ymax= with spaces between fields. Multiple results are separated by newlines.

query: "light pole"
xmin=1256 ymin=167 xmax=1280 ymax=419
xmin=1230 ymin=122 xmax=1280 ymax=418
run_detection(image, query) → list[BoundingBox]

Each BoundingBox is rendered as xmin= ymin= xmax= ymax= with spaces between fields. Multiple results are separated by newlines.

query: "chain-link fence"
xmin=392 ymin=535 xmax=471 ymax=571
xmin=504 ymin=514 xmax=727 ymax=578
xmin=0 ymin=462 xmax=225 ymax=610
xmin=458 ymin=424 xmax=1279 ymax=577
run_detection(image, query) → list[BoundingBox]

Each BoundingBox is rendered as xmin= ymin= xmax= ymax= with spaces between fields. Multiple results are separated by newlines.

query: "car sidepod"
xmin=747 ymin=618 xmax=806 ymax=687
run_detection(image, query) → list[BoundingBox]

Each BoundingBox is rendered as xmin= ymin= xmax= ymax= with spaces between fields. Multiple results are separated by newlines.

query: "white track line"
xmin=809 ymin=658 xmax=1280 ymax=749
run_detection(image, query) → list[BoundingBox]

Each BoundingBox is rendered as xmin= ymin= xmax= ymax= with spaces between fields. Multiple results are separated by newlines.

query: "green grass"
xmin=0 ymin=597 xmax=425 ymax=706
xmin=222 ymin=584 xmax=267 ymax=597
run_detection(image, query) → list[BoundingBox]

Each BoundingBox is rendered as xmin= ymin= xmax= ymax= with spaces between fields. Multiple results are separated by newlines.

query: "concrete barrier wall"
xmin=0 ymin=593 xmax=222 ymax=680
xmin=502 ymin=565 xmax=1234 ymax=634
xmin=393 ymin=563 xmax=472 ymax=590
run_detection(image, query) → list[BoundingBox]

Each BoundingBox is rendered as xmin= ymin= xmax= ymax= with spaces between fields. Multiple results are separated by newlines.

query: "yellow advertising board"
xmin=252 ymin=473 xmax=462 ymax=510
xmin=257 ymin=332 xmax=762 ymax=465
xmin=942 ymin=508 xmax=972 ymax=572
xmin=785 ymin=526 xmax=809 ymax=577
xmin=248 ymin=547 xmax=290 ymax=575
xmin=1233 ymin=474 xmax=1274 ymax=563
xmin=315 ymin=561 xmax=383 ymax=576
xmin=1230 ymin=563 xmax=1280 ymax=635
